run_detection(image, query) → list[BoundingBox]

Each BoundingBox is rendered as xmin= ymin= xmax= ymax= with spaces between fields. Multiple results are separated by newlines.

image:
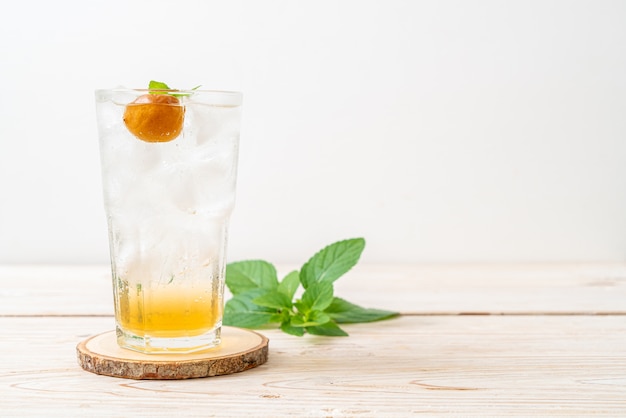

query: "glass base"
xmin=116 ymin=325 xmax=222 ymax=354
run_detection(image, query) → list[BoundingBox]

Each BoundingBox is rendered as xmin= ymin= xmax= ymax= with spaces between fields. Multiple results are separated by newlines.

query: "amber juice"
xmin=115 ymin=280 xmax=222 ymax=338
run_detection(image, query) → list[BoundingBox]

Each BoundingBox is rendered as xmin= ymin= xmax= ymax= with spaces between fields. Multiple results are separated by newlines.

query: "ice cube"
xmin=186 ymin=103 xmax=242 ymax=146
xmin=110 ymin=88 xmax=139 ymax=106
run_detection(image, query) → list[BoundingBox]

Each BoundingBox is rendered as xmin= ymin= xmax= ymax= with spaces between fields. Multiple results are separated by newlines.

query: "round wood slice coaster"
xmin=76 ymin=327 xmax=269 ymax=380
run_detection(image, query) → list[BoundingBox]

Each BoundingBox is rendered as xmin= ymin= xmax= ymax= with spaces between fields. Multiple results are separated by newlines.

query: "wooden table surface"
xmin=1 ymin=263 xmax=625 ymax=417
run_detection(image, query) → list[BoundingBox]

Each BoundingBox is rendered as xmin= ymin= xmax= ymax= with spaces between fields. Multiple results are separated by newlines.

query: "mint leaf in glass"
xmin=147 ymin=80 xmax=200 ymax=97
xmin=148 ymin=80 xmax=170 ymax=94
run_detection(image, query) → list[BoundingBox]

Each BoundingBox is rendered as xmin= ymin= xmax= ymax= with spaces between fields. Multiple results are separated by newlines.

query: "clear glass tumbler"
xmin=95 ymin=87 xmax=242 ymax=354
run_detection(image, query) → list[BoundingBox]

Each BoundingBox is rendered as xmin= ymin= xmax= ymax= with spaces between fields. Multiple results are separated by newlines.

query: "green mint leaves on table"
xmin=224 ymin=238 xmax=399 ymax=337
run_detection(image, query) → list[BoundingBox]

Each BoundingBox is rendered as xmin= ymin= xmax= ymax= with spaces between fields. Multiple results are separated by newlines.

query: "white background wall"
xmin=1 ymin=0 xmax=625 ymax=264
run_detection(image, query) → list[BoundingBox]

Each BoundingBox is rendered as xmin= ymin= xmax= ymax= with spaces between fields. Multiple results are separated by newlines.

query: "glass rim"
xmin=97 ymin=88 xmax=241 ymax=96
xmin=95 ymin=88 xmax=242 ymax=105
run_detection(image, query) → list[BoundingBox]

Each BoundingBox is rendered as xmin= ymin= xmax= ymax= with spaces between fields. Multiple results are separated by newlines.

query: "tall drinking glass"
xmin=95 ymin=87 xmax=242 ymax=354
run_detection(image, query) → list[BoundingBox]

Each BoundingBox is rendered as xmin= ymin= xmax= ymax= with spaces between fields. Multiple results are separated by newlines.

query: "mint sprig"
xmin=148 ymin=80 xmax=201 ymax=97
xmin=224 ymin=238 xmax=399 ymax=337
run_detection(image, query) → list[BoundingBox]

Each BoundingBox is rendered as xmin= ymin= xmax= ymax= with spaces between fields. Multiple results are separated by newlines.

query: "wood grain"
xmin=1 ymin=315 xmax=626 ymax=416
xmin=2 ymin=264 xmax=626 ymax=417
xmin=1 ymin=263 xmax=625 ymax=316
xmin=76 ymin=328 xmax=268 ymax=379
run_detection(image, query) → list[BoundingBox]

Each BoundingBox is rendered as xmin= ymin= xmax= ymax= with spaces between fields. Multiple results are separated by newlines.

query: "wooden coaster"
xmin=76 ymin=326 xmax=269 ymax=380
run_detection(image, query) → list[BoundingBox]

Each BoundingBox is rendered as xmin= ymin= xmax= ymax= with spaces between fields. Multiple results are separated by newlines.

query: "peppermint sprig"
xmin=224 ymin=238 xmax=398 ymax=337
xmin=148 ymin=80 xmax=201 ymax=97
